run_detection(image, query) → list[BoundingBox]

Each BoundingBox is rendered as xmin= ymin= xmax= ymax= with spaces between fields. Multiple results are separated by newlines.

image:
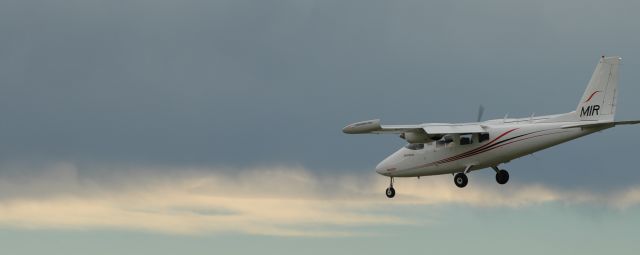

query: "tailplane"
xmin=576 ymin=56 xmax=621 ymax=121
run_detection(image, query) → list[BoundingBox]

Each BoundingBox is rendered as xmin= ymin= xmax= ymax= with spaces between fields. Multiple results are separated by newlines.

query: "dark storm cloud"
xmin=0 ymin=0 xmax=639 ymax=189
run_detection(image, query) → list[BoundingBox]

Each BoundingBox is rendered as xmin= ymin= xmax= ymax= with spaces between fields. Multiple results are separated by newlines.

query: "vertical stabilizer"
xmin=576 ymin=56 xmax=620 ymax=121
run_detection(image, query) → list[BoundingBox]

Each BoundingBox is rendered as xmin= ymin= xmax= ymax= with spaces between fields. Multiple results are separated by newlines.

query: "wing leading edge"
xmin=342 ymin=119 xmax=486 ymax=135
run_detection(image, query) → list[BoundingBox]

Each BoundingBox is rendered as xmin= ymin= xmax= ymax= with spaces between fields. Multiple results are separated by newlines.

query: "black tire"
xmin=454 ymin=173 xmax=468 ymax=188
xmin=496 ymin=169 xmax=509 ymax=185
xmin=385 ymin=187 xmax=396 ymax=198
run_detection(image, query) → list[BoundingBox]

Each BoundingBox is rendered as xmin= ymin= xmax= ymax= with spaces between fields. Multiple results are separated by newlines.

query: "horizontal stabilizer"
xmin=614 ymin=120 xmax=640 ymax=125
xmin=561 ymin=120 xmax=640 ymax=129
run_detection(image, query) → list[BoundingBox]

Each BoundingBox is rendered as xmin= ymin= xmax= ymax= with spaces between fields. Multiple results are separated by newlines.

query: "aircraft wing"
xmin=342 ymin=119 xmax=486 ymax=135
xmin=421 ymin=124 xmax=485 ymax=134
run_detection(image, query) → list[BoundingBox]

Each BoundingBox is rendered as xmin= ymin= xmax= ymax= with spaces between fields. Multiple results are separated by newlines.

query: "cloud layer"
xmin=0 ymin=163 xmax=637 ymax=236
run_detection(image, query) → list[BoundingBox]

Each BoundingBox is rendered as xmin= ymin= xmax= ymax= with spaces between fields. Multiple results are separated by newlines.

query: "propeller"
xmin=476 ymin=105 xmax=485 ymax=122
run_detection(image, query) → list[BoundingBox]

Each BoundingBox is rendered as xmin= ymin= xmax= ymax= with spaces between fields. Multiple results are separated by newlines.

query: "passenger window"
xmin=404 ymin=143 xmax=424 ymax=150
xmin=460 ymin=134 xmax=473 ymax=145
xmin=479 ymin=133 xmax=490 ymax=143
xmin=436 ymin=136 xmax=453 ymax=148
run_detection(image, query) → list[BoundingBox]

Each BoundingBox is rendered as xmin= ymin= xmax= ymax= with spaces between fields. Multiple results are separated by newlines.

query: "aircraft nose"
xmin=375 ymin=158 xmax=394 ymax=176
xmin=375 ymin=161 xmax=385 ymax=174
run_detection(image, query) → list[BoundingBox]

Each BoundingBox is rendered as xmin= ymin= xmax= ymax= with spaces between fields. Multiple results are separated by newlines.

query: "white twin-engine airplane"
xmin=343 ymin=56 xmax=640 ymax=198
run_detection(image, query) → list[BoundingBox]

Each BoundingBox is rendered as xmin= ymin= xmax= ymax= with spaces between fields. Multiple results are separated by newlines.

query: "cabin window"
xmin=460 ymin=134 xmax=473 ymax=145
xmin=479 ymin=133 xmax=490 ymax=143
xmin=404 ymin=143 xmax=424 ymax=150
xmin=436 ymin=136 xmax=453 ymax=148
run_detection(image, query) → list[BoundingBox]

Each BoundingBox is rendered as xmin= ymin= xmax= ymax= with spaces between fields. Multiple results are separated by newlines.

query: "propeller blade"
xmin=476 ymin=105 xmax=485 ymax=122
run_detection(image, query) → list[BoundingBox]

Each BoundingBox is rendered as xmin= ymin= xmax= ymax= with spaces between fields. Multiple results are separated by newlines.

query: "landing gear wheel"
xmin=454 ymin=173 xmax=468 ymax=188
xmin=495 ymin=169 xmax=509 ymax=185
xmin=385 ymin=177 xmax=396 ymax=198
xmin=385 ymin=187 xmax=396 ymax=198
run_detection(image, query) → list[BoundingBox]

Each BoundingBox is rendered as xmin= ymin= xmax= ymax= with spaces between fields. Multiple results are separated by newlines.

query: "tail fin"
xmin=576 ymin=56 xmax=621 ymax=121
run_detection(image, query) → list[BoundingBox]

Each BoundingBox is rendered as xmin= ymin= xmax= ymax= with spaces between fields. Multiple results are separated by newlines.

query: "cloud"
xmin=0 ymin=162 xmax=638 ymax=236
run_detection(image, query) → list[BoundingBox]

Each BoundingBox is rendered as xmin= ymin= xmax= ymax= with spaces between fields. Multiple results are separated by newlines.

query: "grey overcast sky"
xmin=1 ymin=0 xmax=640 ymax=254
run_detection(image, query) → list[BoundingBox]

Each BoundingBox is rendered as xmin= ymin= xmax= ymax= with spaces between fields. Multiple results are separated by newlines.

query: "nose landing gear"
xmin=385 ymin=177 xmax=395 ymax=198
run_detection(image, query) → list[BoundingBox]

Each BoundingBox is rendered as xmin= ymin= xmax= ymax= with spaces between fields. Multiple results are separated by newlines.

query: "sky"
xmin=1 ymin=0 xmax=640 ymax=254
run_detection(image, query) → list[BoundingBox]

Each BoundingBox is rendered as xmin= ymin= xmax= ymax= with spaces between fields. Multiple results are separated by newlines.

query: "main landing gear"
xmin=385 ymin=177 xmax=395 ymax=198
xmin=454 ymin=173 xmax=468 ymax=188
xmin=452 ymin=166 xmax=510 ymax=188
xmin=493 ymin=166 xmax=509 ymax=185
xmin=453 ymin=165 xmax=472 ymax=188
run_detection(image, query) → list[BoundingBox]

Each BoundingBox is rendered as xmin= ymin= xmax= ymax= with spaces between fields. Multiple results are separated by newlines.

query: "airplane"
xmin=343 ymin=56 xmax=640 ymax=198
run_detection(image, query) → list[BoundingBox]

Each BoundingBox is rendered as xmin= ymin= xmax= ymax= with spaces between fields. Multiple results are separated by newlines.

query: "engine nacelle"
xmin=400 ymin=132 xmax=434 ymax=144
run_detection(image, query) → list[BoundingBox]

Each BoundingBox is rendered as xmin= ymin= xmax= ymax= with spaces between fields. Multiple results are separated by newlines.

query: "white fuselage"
xmin=375 ymin=115 xmax=609 ymax=177
xmin=343 ymin=56 xmax=639 ymax=196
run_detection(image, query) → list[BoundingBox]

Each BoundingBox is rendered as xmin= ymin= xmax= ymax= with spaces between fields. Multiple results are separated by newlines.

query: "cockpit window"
xmin=404 ymin=143 xmax=424 ymax=150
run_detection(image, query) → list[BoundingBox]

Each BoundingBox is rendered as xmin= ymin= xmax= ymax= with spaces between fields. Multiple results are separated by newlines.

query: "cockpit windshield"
xmin=404 ymin=143 xmax=424 ymax=150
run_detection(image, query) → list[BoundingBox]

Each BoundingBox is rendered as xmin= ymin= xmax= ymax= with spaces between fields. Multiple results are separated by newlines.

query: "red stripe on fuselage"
xmin=481 ymin=130 xmax=571 ymax=151
xmin=407 ymin=128 xmax=518 ymax=170
xmin=406 ymin=128 xmax=568 ymax=171
xmin=435 ymin=130 xmax=567 ymax=165
xmin=434 ymin=130 xmax=551 ymax=164
xmin=430 ymin=128 xmax=518 ymax=164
